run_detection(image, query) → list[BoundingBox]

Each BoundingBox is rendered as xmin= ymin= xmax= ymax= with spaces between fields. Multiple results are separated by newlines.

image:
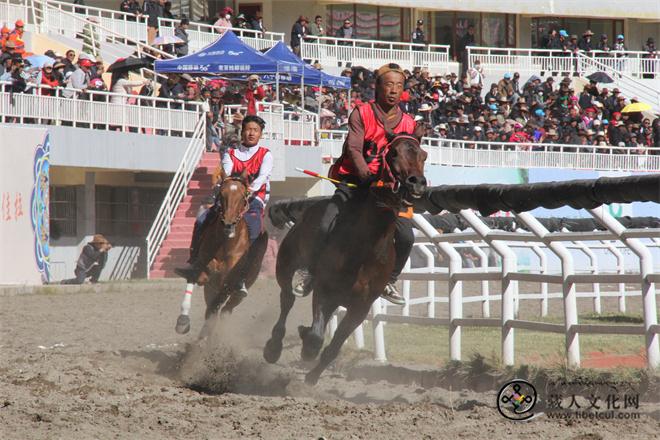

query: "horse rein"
xmin=216 ymin=177 xmax=250 ymax=226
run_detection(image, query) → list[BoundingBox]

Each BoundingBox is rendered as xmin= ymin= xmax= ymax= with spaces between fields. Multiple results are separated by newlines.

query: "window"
xmin=50 ymin=186 xmax=77 ymax=239
xmin=355 ymin=5 xmax=378 ymax=40
xmin=379 ymin=7 xmax=402 ymax=42
xmin=326 ymin=4 xmax=407 ymax=41
xmin=96 ymin=186 xmax=166 ymax=237
xmin=482 ymin=14 xmax=505 ymax=47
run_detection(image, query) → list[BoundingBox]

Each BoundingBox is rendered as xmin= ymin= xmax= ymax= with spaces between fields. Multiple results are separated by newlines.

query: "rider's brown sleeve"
xmin=345 ymin=108 xmax=371 ymax=181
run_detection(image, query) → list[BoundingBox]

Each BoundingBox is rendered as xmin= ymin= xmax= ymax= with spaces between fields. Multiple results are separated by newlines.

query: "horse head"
xmin=383 ymin=123 xmax=428 ymax=205
xmin=217 ymin=168 xmax=250 ymax=238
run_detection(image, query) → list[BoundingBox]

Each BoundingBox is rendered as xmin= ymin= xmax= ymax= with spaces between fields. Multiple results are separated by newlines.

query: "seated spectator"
xmin=64 ymin=58 xmax=93 ymax=98
xmin=61 ymin=235 xmax=112 ymax=285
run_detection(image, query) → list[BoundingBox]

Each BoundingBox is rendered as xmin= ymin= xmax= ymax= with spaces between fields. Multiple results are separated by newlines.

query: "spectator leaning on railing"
xmin=290 ymin=16 xmax=308 ymax=56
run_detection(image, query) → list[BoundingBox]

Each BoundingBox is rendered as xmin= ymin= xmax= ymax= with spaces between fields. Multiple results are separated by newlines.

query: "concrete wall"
xmin=44 ymin=125 xmax=190 ymax=172
xmin=328 ymin=0 xmax=660 ymax=20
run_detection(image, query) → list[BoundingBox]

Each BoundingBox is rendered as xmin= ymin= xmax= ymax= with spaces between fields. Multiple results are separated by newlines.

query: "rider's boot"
xmin=381 ymin=280 xmax=406 ymax=306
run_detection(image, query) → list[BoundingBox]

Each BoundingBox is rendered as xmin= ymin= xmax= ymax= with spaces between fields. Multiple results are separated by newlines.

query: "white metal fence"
xmin=342 ymin=210 xmax=659 ymax=369
xmin=301 ymin=35 xmax=450 ymax=74
xmin=146 ymin=116 xmax=206 ymax=271
xmin=0 ymin=82 xmax=202 ymax=135
xmin=467 ymin=46 xmax=660 ymax=79
xmin=317 ymin=130 xmax=660 ymax=172
xmin=283 ymin=109 xmax=317 ymax=146
xmin=0 ymin=0 xmax=27 ymax=26
xmin=157 ymin=17 xmax=284 ymax=53
xmin=36 ymin=0 xmax=148 ymax=43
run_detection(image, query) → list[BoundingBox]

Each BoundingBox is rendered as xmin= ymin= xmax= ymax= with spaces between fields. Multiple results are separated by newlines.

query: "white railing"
xmin=0 ymin=82 xmax=202 ymax=135
xmin=157 ymin=17 xmax=284 ymax=53
xmin=467 ymin=46 xmax=660 ymax=79
xmin=0 ymin=0 xmax=28 ymax=26
xmin=146 ymin=115 xmax=206 ymax=272
xmin=37 ymin=0 xmax=148 ymax=44
xmin=318 ymin=129 xmax=346 ymax=158
xmin=301 ymin=35 xmax=450 ymax=74
xmin=317 ymin=131 xmax=660 ymax=172
xmin=422 ymin=138 xmax=660 ymax=172
xmin=359 ymin=211 xmax=660 ymax=369
xmin=577 ymin=52 xmax=660 ymax=113
xmin=283 ymin=108 xmax=317 ymax=146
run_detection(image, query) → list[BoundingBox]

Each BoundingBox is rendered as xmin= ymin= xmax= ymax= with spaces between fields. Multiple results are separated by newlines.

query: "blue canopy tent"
xmin=154 ymin=30 xmax=301 ymax=98
xmin=264 ymin=42 xmax=351 ymax=89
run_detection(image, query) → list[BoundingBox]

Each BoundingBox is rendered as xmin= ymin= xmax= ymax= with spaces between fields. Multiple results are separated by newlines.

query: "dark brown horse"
xmin=263 ymin=130 xmax=427 ymax=384
xmin=175 ymin=169 xmax=268 ymax=335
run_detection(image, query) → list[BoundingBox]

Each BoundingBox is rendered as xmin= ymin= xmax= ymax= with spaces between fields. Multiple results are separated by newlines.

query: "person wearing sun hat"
xmin=61 ymin=235 xmax=112 ymax=284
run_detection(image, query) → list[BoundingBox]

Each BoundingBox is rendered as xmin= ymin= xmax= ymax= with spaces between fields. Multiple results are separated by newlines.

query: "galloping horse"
xmin=175 ymin=169 xmax=268 ymax=334
xmin=263 ymin=130 xmax=427 ymax=384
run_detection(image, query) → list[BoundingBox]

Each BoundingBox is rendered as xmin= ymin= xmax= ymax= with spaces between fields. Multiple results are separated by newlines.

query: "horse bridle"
xmin=216 ymin=176 xmax=250 ymax=226
xmin=380 ymin=134 xmax=421 ymax=194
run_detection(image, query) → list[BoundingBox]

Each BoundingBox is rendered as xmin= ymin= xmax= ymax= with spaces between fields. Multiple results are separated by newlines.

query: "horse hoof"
xmin=263 ymin=338 xmax=283 ymax=364
xmin=298 ymin=325 xmax=310 ymax=340
xmin=175 ymin=315 xmax=191 ymax=334
xmin=300 ymin=333 xmax=323 ymax=362
xmin=304 ymin=371 xmax=320 ymax=386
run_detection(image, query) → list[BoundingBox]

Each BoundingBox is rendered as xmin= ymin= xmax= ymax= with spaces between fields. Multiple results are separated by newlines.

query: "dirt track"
xmin=1 ymin=280 xmax=658 ymax=439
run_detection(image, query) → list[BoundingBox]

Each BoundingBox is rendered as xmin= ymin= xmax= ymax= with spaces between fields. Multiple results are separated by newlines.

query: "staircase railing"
xmin=577 ymin=52 xmax=660 ymax=113
xmin=145 ymin=115 xmax=206 ymax=275
xmin=29 ymin=0 xmax=173 ymax=79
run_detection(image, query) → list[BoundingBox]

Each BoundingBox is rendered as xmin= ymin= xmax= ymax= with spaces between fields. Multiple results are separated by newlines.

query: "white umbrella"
xmin=152 ymin=35 xmax=184 ymax=46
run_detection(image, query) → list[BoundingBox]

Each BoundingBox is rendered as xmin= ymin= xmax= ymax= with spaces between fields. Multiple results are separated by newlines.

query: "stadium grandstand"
xmin=0 ymin=0 xmax=658 ymax=283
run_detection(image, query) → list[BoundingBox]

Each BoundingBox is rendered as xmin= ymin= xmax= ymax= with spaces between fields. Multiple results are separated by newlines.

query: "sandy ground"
xmin=1 ymin=279 xmax=658 ymax=440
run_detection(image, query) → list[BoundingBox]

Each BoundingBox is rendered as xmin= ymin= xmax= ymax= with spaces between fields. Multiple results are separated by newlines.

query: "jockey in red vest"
xmin=295 ymin=63 xmax=417 ymax=305
xmin=176 ymin=115 xmax=272 ymax=296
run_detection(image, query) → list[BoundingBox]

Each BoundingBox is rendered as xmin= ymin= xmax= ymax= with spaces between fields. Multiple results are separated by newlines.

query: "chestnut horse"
xmin=174 ymin=169 xmax=268 ymax=335
xmin=263 ymin=130 xmax=427 ymax=384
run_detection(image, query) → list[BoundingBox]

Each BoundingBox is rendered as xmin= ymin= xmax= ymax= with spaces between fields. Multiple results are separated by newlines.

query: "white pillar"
xmin=516 ymin=212 xmax=581 ymax=369
xmin=372 ymin=298 xmax=387 ymax=362
xmin=588 ymin=208 xmax=659 ymax=370
xmin=460 ymin=210 xmax=517 ymax=367
xmin=412 ymin=214 xmax=463 ymax=361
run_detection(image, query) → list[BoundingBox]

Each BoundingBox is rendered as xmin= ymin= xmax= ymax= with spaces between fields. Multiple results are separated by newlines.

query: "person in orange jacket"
xmin=0 ymin=25 xmax=10 ymax=51
xmin=7 ymin=19 xmax=26 ymax=56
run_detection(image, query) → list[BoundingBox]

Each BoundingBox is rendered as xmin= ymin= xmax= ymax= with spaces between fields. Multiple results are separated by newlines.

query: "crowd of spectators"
xmin=1 ymin=13 xmax=659 ymax=155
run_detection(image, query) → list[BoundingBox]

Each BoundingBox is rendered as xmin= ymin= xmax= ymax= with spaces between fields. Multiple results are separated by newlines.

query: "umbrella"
xmin=587 ymin=72 xmax=614 ymax=83
xmin=151 ymin=35 xmax=184 ymax=46
xmin=621 ymin=102 xmax=652 ymax=113
xmin=26 ymin=54 xmax=55 ymax=68
xmin=107 ymin=57 xmax=152 ymax=73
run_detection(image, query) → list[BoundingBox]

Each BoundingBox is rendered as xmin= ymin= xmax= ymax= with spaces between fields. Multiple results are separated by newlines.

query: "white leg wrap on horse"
xmin=180 ymin=283 xmax=193 ymax=316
